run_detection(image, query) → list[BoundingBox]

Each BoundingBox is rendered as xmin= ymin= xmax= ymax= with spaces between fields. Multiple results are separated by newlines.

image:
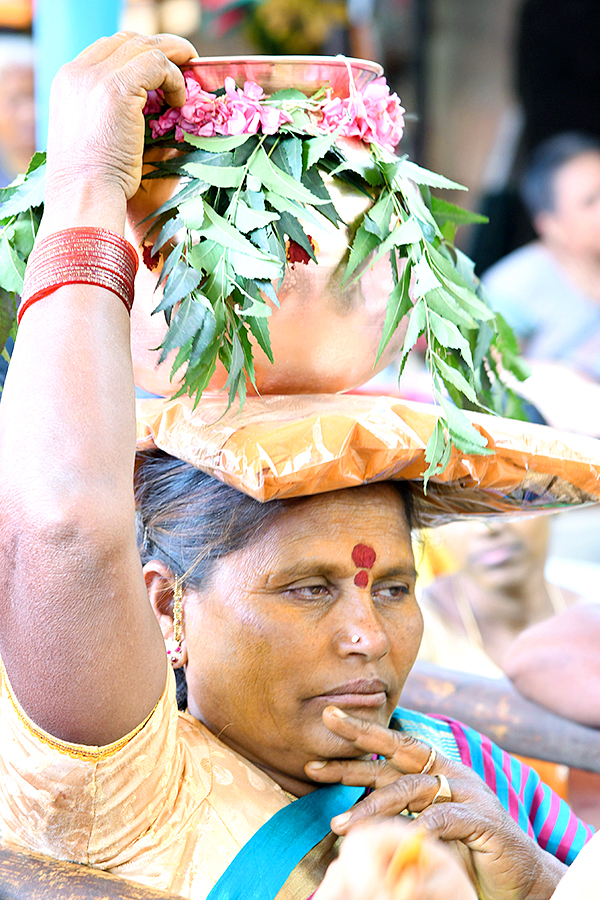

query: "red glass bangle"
xmin=17 ymin=228 xmax=139 ymax=324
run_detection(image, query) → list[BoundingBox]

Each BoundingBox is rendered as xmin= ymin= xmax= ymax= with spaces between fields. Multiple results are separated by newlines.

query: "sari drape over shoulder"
xmin=0 ymin=665 xmax=592 ymax=900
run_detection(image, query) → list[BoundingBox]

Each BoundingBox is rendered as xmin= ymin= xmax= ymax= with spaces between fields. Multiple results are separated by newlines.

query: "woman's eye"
xmin=284 ymin=584 xmax=330 ymax=600
xmin=373 ymin=584 xmax=410 ymax=601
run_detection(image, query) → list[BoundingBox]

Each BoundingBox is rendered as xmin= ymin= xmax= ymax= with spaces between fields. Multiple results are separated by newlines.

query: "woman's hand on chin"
xmin=305 ymin=707 xmax=565 ymax=900
xmin=313 ymin=820 xmax=476 ymax=900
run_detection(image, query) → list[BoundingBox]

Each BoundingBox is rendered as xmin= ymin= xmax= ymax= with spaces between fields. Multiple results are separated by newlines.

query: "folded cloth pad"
xmin=136 ymin=394 xmax=600 ymax=527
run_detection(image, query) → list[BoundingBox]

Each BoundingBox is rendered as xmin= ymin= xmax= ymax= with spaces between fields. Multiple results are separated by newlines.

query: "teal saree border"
xmin=206 ymin=783 xmax=364 ymax=900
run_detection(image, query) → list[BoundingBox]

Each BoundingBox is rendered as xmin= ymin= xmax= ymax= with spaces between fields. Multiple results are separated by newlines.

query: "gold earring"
xmin=165 ymin=576 xmax=184 ymax=667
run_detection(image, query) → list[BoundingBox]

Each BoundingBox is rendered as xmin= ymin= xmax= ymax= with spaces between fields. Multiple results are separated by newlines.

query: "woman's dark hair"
xmin=135 ymin=448 xmax=416 ymax=709
xmin=520 ymin=131 xmax=600 ymax=220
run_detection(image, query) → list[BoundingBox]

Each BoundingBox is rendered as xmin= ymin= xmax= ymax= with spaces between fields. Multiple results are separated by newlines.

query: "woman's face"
xmin=182 ymin=484 xmax=421 ymax=787
xmin=543 ymin=151 xmax=600 ymax=258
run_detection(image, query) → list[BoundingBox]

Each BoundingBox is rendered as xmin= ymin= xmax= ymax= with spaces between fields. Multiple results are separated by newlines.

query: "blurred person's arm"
xmin=402 ymin=662 xmax=600 ymax=770
xmin=503 ymin=605 xmax=600 ymax=728
xmin=512 ymin=360 xmax=600 ymax=437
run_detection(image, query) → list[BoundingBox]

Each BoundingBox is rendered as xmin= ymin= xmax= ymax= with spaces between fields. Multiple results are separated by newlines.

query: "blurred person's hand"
xmin=313 ymin=821 xmax=477 ymax=900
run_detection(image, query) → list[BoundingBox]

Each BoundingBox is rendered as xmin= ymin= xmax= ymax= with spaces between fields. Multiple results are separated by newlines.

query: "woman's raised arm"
xmin=0 ymin=33 xmax=196 ymax=745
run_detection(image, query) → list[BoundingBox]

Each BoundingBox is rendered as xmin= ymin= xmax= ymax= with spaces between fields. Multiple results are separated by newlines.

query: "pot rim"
xmin=184 ymin=55 xmax=384 ymax=94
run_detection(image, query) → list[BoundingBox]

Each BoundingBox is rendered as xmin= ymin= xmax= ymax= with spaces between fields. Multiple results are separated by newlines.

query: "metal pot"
xmin=126 ymin=56 xmax=408 ymax=396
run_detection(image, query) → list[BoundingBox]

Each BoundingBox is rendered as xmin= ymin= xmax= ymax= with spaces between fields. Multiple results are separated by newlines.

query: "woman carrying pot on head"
xmin=0 ymin=32 xmax=591 ymax=900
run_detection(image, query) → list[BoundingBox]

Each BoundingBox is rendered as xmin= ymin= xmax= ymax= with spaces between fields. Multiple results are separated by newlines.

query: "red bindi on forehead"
xmin=351 ymin=544 xmax=376 ymax=569
xmin=354 ymin=570 xmax=369 ymax=588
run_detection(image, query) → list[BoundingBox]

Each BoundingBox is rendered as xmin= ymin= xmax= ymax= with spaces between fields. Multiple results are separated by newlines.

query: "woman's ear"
xmin=143 ymin=560 xmax=187 ymax=666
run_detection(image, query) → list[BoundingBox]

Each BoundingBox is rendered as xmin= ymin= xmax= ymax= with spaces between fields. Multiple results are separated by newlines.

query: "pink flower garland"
xmin=146 ymin=73 xmax=293 ymax=141
xmin=145 ymin=71 xmax=404 ymax=153
xmin=319 ymin=77 xmax=404 ymax=152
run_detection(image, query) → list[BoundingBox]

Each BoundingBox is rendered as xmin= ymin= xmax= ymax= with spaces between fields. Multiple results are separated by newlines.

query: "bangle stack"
xmin=17 ymin=227 xmax=139 ymax=324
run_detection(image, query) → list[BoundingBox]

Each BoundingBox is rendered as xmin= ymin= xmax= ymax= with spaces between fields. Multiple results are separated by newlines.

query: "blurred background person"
xmin=470 ymin=0 xmax=600 ymax=272
xmin=0 ymin=32 xmax=34 ymax=185
xmin=516 ymin=0 xmax=600 ymax=168
xmin=479 ymin=130 xmax=600 ymax=569
xmin=415 ymin=516 xmax=600 ymax=825
xmin=417 ymin=516 xmax=580 ymax=677
xmin=505 ymin=604 xmax=600 ymax=729
xmin=0 ymin=31 xmax=34 ymax=394
xmin=482 ymin=132 xmax=600 ymax=437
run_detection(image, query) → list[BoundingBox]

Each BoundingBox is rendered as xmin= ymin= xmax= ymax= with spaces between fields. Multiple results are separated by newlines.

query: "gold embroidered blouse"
xmin=0 ymin=664 xmax=293 ymax=898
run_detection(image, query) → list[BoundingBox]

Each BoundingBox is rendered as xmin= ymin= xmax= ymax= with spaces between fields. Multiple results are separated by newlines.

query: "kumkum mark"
xmin=352 ymin=544 xmax=376 ymax=569
xmin=352 ymin=544 xmax=376 ymax=588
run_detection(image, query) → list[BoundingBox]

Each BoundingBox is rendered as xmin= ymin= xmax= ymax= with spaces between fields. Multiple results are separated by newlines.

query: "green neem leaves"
xmin=423 ymin=418 xmax=452 ymax=483
xmin=182 ymin=133 xmax=251 ymax=152
xmin=393 ymin=158 xmax=467 ymax=192
xmin=0 ymin=231 xmax=26 ymax=293
xmin=375 ymin=260 xmax=413 ymax=362
xmin=0 ymin=157 xmax=44 ymax=359
xmin=304 ymin=130 xmax=339 ymax=170
xmin=0 ymin=154 xmax=46 ymax=219
xmin=153 ymin=260 xmax=202 ymax=320
xmin=0 ymin=105 xmax=528 ymax=481
xmin=249 ymin=145 xmax=329 ymax=206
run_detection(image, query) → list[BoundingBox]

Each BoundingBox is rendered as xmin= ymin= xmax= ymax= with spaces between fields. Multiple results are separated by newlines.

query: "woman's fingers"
xmin=329 ymin=775 xmax=450 ymax=834
xmin=116 ymin=48 xmax=187 ymax=109
xmin=62 ymin=33 xmax=195 ymax=112
xmin=72 ymin=31 xmax=137 ymax=64
xmin=412 ymin=804 xmax=484 ymax=848
xmin=66 ymin=32 xmax=194 ymax=110
xmin=97 ymin=32 xmax=197 ymax=102
xmin=308 ymin=757 xmax=394 ymax=789
xmin=74 ymin=30 xmax=197 ymax=74
xmin=314 ymin=707 xmax=566 ymax=900
xmin=416 ymin=801 xmax=568 ymax=900
xmin=308 ymin=707 xmax=466 ymax=834
xmin=43 ymin=31 xmax=198 ymax=226
xmin=317 ymin=706 xmax=434 ymax=774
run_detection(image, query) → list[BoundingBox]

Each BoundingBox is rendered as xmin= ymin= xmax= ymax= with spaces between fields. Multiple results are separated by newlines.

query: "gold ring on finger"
xmin=431 ymin=773 xmax=452 ymax=804
xmin=419 ymin=745 xmax=436 ymax=775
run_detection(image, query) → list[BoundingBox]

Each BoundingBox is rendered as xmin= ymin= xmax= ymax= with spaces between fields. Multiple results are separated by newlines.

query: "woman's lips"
xmin=313 ymin=679 xmax=388 ymax=708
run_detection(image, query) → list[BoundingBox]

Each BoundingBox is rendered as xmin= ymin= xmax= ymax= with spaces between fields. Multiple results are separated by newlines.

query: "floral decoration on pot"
xmin=0 ymin=56 xmax=528 ymax=480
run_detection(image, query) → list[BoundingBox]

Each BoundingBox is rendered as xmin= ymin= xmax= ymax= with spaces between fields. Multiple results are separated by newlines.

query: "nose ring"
xmin=351 ymin=634 xmax=360 ymax=644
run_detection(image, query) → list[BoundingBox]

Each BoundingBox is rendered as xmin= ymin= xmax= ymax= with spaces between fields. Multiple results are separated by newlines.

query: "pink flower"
xmin=147 ymin=72 xmax=291 ymax=142
xmin=149 ymin=107 xmax=180 ymax=138
xmin=223 ymin=77 xmax=292 ymax=135
xmin=320 ymin=78 xmax=404 ymax=152
xmin=143 ymin=88 xmax=164 ymax=116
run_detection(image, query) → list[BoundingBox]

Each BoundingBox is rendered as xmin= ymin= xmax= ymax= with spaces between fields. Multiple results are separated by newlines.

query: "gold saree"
xmin=0 ymin=664 xmax=326 ymax=899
